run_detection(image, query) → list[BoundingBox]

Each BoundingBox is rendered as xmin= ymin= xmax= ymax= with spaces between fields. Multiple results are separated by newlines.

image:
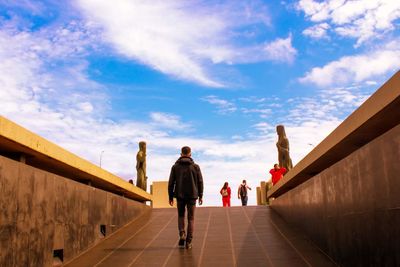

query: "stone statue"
xmin=144 ymin=176 xmax=148 ymax=193
xmin=136 ymin=141 xmax=147 ymax=191
xmin=276 ymin=125 xmax=293 ymax=171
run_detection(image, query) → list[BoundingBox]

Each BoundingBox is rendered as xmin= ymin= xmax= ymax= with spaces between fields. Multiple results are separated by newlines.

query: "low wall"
xmin=0 ymin=116 xmax=152 ymax=202
xmin=271 ymin=123 xmax=400 ymax=266
xmin=0 ymin=155 xmax=150 ymax=266
xmin=151 ymin=181 xmax=175 ymax=208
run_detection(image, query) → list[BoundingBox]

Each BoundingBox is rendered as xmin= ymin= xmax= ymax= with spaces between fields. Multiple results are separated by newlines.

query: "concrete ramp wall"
xmin=0 ymin=155 xmax=150 ymax=266
xmin=269 ymin=71 xmax=400 ymax=266
xmin=271 ymin=124 xmax=400 ymax=266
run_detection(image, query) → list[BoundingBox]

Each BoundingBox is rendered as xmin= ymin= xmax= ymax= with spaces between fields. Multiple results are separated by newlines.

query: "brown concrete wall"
xmin=271 ymin=124 xmax=400 ymax=267
xmin=0 ymin=155 xmax=150 ymax=267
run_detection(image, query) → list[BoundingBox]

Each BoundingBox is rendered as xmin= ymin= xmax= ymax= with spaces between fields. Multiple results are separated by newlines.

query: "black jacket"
xmin=168 ymin=156 xmax=204 ymax=201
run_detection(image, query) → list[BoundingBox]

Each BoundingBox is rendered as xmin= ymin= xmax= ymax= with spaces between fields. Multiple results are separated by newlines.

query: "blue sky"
xmin=1 ymin=0 xmax=399 ymax=206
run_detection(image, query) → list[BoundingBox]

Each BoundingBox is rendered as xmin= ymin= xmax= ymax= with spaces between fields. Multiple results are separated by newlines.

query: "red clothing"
xmin=220 ymin=187 xmax=231 ymax=207
xmin=270 ymin=167 xmax=287 ymax=185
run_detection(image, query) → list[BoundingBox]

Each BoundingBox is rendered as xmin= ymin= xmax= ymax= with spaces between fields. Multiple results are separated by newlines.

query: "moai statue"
xmin=276 ymin=125 xmax=293 ymax=171
xmin=136 ymin=141 xmax=147 ymax=191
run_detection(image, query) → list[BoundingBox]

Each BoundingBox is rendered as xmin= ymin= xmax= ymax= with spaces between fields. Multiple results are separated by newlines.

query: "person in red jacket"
xmin=220 ymin=182 xmax=231 ymax=207
xmin=270 ymin=164 xmax=287 ymax=185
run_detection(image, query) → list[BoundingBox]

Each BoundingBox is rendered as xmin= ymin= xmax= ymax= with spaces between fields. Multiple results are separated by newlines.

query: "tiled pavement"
xmin=65 ymin=206 xmax=337 ymax=267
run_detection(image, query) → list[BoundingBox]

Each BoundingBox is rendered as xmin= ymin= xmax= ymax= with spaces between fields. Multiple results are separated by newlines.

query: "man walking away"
xmin=168 ymin=146 xmax=204 ymax=249
xmin=238 ymin=180 xmax=251 ymax=206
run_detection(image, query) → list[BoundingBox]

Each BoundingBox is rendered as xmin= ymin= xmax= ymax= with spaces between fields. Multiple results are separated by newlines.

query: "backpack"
xmin=239 ymin=185 xmax=247 ymax=197
xmin=221 ymin=188 xmax=228 ymax=197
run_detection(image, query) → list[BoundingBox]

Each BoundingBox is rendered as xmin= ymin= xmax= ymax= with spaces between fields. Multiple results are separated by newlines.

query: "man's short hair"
xmin=242 ymin=179 xmax=246 ymax=184
xmin=181 ymin=146 xmax=191 ymax=156
xmin=274 ymin=163 xmax=278 ymax=167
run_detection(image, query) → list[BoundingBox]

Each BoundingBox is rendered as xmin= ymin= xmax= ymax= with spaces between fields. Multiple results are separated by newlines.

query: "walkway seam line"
xmin=243 ymin=207 xmax=274 ymax=267
xmin=197 ymin=209 xmax=212 ymax=267
xmin=93 ymin=211 xmax=165 ymax=267
xmin=127 ymin=214 xmax=177 ymax=267
xmin=268 ymin=215 xmax=313 ymax=267
xmin=161 ymin=237 xmax=179 ymax=267
xmin=64 ymin=209 xmax=150 ymax=266
xmin=226 ymin=208 xmax=237 ymax=267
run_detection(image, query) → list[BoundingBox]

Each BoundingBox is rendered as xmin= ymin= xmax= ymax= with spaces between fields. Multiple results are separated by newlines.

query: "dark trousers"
xmin=177 ymin=198 xmax=196 ymax=241
xmin=240 ymin=196 xmax=248 ymax=206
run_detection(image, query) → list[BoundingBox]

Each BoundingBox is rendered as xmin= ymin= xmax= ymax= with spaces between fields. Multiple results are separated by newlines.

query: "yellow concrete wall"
xmin=151 ymin=181 xmax=176 ymax=208
xmin=260 ymin=181 xmax=266 ymax=205
xmin=0 ymin=116 xmax=152 ymax=202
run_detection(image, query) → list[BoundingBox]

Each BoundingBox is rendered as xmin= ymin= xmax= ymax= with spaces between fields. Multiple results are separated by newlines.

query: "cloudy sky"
xmin=1 ymin=0 xmax=399 ymax=206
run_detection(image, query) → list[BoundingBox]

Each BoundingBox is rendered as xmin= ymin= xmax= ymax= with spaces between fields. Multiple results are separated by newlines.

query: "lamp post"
xmin=100 ymin=150 xmax=105 ymax=168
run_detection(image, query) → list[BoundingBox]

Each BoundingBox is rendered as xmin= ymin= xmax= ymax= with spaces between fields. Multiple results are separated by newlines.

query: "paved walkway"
xmin=65 ymin=206 xmax=337 ymax=267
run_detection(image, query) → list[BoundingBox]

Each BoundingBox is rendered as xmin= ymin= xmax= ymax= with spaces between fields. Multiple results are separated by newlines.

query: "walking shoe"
xmin=178 ymin=232 xmax=186 ymax=248
xmin=185 ymin=240 xmax=192 ymax=249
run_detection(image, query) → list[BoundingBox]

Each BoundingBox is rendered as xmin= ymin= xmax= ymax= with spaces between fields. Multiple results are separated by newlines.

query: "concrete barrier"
xmin=0 ymin=116 xmax=152 ymax=266
xmin=268 ymin=70 xmax=400 ymax=199
xmin=270 ymin=71 xmax=400 ymax=266
xmin=0 ymin=155 xmax=150 ymax=266
xmin=0 ymin=116 xmax=152 ymax=202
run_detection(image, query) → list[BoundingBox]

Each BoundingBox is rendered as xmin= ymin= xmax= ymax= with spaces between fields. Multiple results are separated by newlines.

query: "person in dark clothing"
xmin=168 ymin=146 xmax=204 ymax=249
xmin=238 ymin=179 xmax=251 ymax=206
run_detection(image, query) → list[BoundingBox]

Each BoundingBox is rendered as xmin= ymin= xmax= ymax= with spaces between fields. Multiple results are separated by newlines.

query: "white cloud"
xmin=75 ymin=0 xmax=224 ymax=87
xmin=150 ymin=112 xmax=191 ymax=131
xmin=75 ymin=0 xmax=295 ymax=87
xmin=303 ymin=22 xmax=330 ymax=39
xmin=365 ymin=80 xmax=378 ymax=86
xmin=268 ymin=103 xmax=283 ymax=108
xmin=77 ymin=102 xmax=94 ymax=113
xmin=242 ymin=108 xmax=272 ymax=118
xmin=0 ymin=0 xmax=46 ymax=15
xmin=283 ymin=84 xmax=371 ymax=129
xmin=263 ymin=35 xmax=297 ymax=63
xmin=231 ymin=135 xmax=244 ymax=140
xmin=284 ymin=119 xmax=340 ymax=162
xmin=253 ymin=122 xmax=274 ymax=136
xmin=300 ymin=43 xmax=400 ymax=87
xmin=201 ymin=95 xmax=237 ymax=114
xmin=297 ymin=0 xmax=400 ymax=45
xmin=239 ymin=96 xmax=267 ymax=103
